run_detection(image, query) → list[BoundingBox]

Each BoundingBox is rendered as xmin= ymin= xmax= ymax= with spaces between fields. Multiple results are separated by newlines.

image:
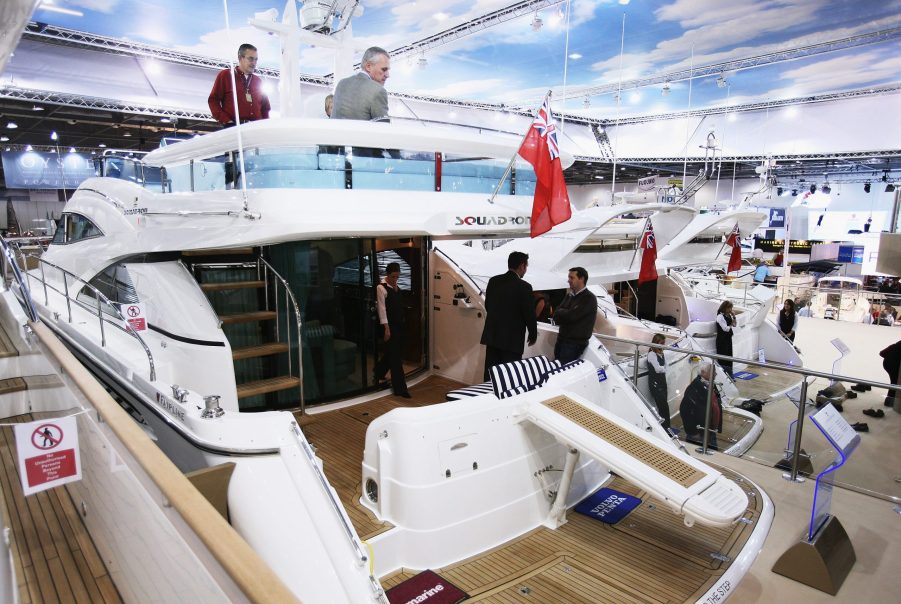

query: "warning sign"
xmin=123 ymin=302 xmax=147 ymax=332
xmin=14 ymin=415 xmax=81 ymax=496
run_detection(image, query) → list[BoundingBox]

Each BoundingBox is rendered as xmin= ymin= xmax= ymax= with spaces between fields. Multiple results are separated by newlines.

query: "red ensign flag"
xmin=726 ymin=224 xmax=742 ymax=273
xmin=638 ymin=220 xmax=658 ymax=284
xmin=518 ymin=95 xmax=572 ymax=237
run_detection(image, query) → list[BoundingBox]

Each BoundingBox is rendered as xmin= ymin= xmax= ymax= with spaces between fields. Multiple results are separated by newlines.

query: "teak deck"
xmin=298 ymin=377 xmax=765 ymax=603
xmin=0 ymin=414 xmax=121 ymax=604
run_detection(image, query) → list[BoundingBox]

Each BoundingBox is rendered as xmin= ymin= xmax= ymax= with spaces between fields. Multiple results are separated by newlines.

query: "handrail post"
xmin=697 ymin=362 xmax=715 ymax=455
xmin=39 ymin=260 xmax=49 ymax=304
xmin=274 ymin=270 xmax=281 ymax=342
xmin=632 ymin=344 xmax=640 ymax=385
xmin=97 ymin=296 xmax=106 ymax=347
xmin=285 ymin=285 xmax=291 ymax=376
xmin=784 ymin=379 xmax=810 ymax=483
xmin=63 ymin=273 xmax=72 ymax=322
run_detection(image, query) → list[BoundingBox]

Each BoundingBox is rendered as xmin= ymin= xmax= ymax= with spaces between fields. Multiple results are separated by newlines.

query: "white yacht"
xmin=4 ymin=117 xmax=775 ymax=602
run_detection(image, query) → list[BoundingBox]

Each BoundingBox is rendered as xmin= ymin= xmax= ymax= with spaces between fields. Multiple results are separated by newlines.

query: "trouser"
xmin=484 ymin=346 xmax=522 ymax=382
xmin=651 ymin=387 xmax=671 ymax=430
xmin=554 ymin=337 xmax=588 ymax=365
xmin=374 ymin=323 xmax=408 ymax=396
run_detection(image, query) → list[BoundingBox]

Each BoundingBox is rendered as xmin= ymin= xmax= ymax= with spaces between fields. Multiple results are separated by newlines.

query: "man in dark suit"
xmin=331 ymin=47 xmax=390 ymax=122
xmin=481 ymin=251 xmax=538 ymax=380
xmin=679 ymin=364 xmax=722 ymax=449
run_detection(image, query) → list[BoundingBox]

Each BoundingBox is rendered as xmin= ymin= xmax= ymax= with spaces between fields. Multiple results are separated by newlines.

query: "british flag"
xmin=518 ymin=93 xmax=571 ymax=237
xmin=532 ymin=97 xmax=560 ymax=162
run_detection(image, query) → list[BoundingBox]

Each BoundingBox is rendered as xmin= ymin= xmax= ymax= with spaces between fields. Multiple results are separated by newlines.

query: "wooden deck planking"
xmin=300 ymin=376 xmax=764 ymax=603
xmin=0 ymin=415 xmax=122 ymax=604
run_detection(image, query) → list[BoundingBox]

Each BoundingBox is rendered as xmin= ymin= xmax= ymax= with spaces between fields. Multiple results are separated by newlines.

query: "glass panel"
xmin=76 ymin=263 xmax=138 ymax=316
xmin=514 ymin=159 xmax=537 ymax=196
xmin=441 ymin=153 xmax=510 ymax=194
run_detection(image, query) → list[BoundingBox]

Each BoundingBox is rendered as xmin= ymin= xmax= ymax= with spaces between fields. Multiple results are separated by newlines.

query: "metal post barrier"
xmin=784 ymin=379 xmax=810 ymax=483
xmin=632 ymin=345 xmax=640 ymax=385
xmin=63 ymin=274 xmax=72 ymax=322
xmin=698 ymin=363 xmax=715 ymax=455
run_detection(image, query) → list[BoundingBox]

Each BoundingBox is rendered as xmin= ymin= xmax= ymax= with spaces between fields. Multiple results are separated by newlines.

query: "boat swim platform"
xmin=732 ymin=366 xmax=800 ymax=401
xmin=298 ymin=376 xmax=766 ymax=602
xmin=0 ymin=413 xmax=121 ymax=604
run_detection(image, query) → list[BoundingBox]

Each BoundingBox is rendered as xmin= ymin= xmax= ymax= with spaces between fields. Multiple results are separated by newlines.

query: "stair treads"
xmin=219 ymin=311 xmax=277 ymax=325
xmin=0 ymin=378 xmax=27 ymax=395
xmin=232 ymin=343 xmax=290 ymax=361
xmin=237 ymin=376 xmax=301 ymax=399
xmin=0 ymin=322 xmax=19 ymax=358
xmin=200 ymin=280 xmax=265 ymax=292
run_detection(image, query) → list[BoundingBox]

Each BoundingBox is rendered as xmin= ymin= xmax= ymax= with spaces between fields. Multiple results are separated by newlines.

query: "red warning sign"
xmin=124 ymin=303 xmax=147 ymax=331
xmin=15 ymin=416 xmax=81 ymax=496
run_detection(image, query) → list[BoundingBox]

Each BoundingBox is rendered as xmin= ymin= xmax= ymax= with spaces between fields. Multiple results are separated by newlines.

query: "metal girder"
xmin=601 ymin=83 xmax=901 ymax=125
xmin=386 ymin=0 xmax=564 ymax=60
xmin=22 ymin=22 xmax=331 ymax=85
xmin=517 ymin=26 xmax=901 ymax=104
xmin=0 ymin=85 xmax=215 ymax=121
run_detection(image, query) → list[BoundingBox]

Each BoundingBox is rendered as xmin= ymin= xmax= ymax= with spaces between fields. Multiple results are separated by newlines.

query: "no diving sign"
xmin=14 ymin=415 xmax=81 ymax=496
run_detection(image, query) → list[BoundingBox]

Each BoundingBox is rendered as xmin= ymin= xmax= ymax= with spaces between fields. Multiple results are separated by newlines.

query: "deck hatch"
xmin=541 ymin=395 xmax=705 ymax=488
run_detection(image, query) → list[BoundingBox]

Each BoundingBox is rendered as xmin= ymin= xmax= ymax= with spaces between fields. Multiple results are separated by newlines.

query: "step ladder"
xmin=185 ymin=248 xmax=303 ymax=411
xmin=525 ymin=393 xmax=749 ymax=528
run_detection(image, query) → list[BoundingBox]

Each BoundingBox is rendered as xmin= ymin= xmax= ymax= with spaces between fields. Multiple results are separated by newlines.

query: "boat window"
xmin=50 ymin=213 xmax=103 ymax=245
xmin=76 ymin=263 xmax=139 ymax=315
xmin=163 ymin=148 xmax=537 ymax=196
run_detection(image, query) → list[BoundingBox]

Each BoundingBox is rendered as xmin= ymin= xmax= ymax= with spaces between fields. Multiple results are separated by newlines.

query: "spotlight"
xmin=531 ymin=13 xmax=543 ymax=31
xmin=821 ymin=184 xmax=831 ymax=194
xmin=887 ymin=183 xmax=896 ymax=193
xmin=68 ymin=147 xmax=76 ymax=153
xmin=6 ymin=122 xmax=17 ymax=129
xmin=777 ymin=187 xmax=783 ymax=196
xmin=0 ymin=136 xmax=7 ymax=142
xmin=882 ymin=172 xmax=888 ymax=182
xmin=716 ymin=74 xmax=727 ymax=88
xmin=864 ymin=182 xmax=871 ymax=193
xmin=50 ymin=131 xmax=58 ymax=141
xmin=809 ymin=184 xmax=817 ymax=194
xmin=791 ymin=189 xmax=798 ymax=196
xmin=662 ymin=82 xmax=671 ymax=96
xmin=25 ymin=144 xmax=32 ymax=151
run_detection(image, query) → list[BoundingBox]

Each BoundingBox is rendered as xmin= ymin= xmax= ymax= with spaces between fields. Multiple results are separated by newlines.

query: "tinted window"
xmin=64 ymin=214 xmax=102 ymax=243
xmin=77 ymin=264 xmax=138 ymax=315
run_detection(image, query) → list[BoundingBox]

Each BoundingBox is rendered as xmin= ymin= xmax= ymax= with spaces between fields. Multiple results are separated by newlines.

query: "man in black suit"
xmin=481 ymin=251 xmax=538 ymax=381
xmin=679 ymin=364 xmax=722 ymax=449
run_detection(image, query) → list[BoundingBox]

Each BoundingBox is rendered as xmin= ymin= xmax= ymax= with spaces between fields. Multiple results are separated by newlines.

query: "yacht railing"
xmin=9 ymin=248 xmax=157 ymax=382
xmin=0 ymin=236 xmax=39 ymax=322
xmin=257 ymin=256 xmax=306 ymax=414
xmin=590 ymin=330 xmax=900 ymax=492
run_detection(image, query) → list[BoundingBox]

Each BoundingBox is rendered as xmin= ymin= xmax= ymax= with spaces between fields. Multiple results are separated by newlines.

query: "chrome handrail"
xmin=16 ymin=252 xmax=156 ymax=381
xmin=258 ymin=257 xmax=305 ymax=414
xmin=0 ymin=236 xmax=39 ymax=321
xmin=590 ymin=329 xmax=900 ymax=481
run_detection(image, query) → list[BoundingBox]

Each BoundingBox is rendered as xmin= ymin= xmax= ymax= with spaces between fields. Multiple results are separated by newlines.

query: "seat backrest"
xmin=490 ymin=356 xmax=560 ymax=399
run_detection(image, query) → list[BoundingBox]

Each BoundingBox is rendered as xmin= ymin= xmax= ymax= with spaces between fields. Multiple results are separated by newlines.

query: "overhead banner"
xmin=1 ymin=150 xmax=96 ymax=189
xmin=768 ymin=208 xmax=786 ymax=228
xmin=14 ymin=415 xmax=82 ymax=496
xmin=637 ymin=176 xmax=657 ymax=191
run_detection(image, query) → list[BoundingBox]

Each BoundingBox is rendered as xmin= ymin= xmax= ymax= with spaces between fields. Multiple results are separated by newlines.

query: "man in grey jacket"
xmin=332 ymin=47 xmax=390 ymax=122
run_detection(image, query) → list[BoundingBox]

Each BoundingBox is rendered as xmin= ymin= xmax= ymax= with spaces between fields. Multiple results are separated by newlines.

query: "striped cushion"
xmin=544 ymin=359 xmax=587 ymax=378
xmin=490 ymin=356 xmax=560 ymax=399
xmin=446 ymin=382 xmax=494 ymax=400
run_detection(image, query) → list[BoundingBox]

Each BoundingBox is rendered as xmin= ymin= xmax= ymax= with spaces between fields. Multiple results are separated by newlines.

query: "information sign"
xmin=14 ymin=415 xmax=81 ymax=496
xmin=807 ymin=404 xmax=860 ymax=540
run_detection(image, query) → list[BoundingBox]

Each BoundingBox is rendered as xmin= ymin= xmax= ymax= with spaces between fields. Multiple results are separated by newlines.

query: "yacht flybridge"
xmin=8 ymin=118 xmax=774 ymax=602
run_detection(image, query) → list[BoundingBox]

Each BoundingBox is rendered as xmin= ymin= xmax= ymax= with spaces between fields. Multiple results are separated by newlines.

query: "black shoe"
xmin=834 ymin=402 xmax=844 ymax=412
xmin=846 ymin=391 xmax=857 ymax=399
xmin=885 ymin=399 xmax=896 ymax=407
xmin=863 ymin=408 xmax=885 ymax=418
xmin=851 ymin=422 xmax=869 ymax=432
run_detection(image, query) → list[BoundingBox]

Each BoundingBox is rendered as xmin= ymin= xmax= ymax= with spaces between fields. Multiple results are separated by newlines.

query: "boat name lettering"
xmin=123 ymin=207 xmax=148 ymax=216
xmin=590 ymin=494 xmax=627 ymax=517
xmin=701 ymin=579 xmax=731 ymax=604
xmin=455 ymin=215 xmax=527 ymax=226
xmin=155 ymin=393 xmax=185 ymax=421
xmin=404 ymin=583 xmax=444 ymax=604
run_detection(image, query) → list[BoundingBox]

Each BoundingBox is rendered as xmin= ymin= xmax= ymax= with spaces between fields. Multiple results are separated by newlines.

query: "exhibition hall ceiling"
xmin=25 ymin=0 xmax=901 ymax=114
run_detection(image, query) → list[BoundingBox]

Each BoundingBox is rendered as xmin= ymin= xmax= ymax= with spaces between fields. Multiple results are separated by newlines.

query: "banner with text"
xmin=1 ymin=150 xmax=96 ymax=189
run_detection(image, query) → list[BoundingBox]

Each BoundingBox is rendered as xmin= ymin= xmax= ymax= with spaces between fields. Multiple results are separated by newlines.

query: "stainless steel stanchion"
xmin=697 ymin=363 xmax=715 ymax=455
xmin=783 ymin=379 xmax=810 ymax=483
xmin=632 ymin=345 xmax=640 ymax=385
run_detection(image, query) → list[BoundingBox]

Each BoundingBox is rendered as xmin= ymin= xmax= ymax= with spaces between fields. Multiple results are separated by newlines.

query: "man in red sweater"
xmin=208 ymin=43 xmax=271 ymax=126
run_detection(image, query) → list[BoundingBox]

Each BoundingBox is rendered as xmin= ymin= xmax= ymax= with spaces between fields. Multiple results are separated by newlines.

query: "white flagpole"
xmin=487 ymin=90 xmax=552 ymax=205
xmin=629 ymin=217 xmax=650 ymax=271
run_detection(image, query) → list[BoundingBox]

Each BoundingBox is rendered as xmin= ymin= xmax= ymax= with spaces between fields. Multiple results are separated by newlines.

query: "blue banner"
xmin=768 ymin=208 xmax=786 ymax=228
xmin=575 ymin=487 xmax=642 ymax=524
xmin=1 ymin=150 xmax=96 ymax=189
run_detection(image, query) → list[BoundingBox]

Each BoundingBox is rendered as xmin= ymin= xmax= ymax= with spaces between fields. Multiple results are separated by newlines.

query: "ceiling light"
xmin=568 ymin=53 xmax=582 ymax=60
xmin=777 ymin=187 xmax=783 ymax=196
xmin=583 ymin=96 xmax=590 ymax=108
xmin=68 ymin=147 xmax=76 ymax=153
xmin=50 ymin=131 xmax=58 ymax=141
xmin=864 ymin=182 xmax=871 ymax=193
xmin=6 ymin=122 xmax=17 ymax=129
xmin=791 ymin=189 xmax=798 ymax=196
xmin=531 ymin=13 xmax=543 ymax=31
xmin=123 ymin=131 xmax=132 ymax=137
xmin=433 ymin=12 xmax=449 ymax=21
xmin=25 ymin=144 xmax=33 ymax=151
xmin=0 ymin=136 xmax=7 ymax=142
xmin=882 ymin=172 xmax=889 ymax=182
xmin=32 ymin=105 xmax=44 ymax=111
xmin=887 ymin=183 xmax=896 ymax=193
xmin=661 ymin=82 xmax=670 ymax=96
xmin=821 ymin=184 xmax=831 ymax=194
xmin=98 ymin=143 xmax=107 ymax=148
xmin=595 ymin=175 xmax=605 ymax=179
xmin=159 ymin=117 xmax=171 ymax=123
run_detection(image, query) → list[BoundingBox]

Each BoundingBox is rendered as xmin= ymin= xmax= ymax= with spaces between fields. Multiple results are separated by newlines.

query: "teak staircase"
xmin=184 ymin=248 xmax=302 ymax=410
